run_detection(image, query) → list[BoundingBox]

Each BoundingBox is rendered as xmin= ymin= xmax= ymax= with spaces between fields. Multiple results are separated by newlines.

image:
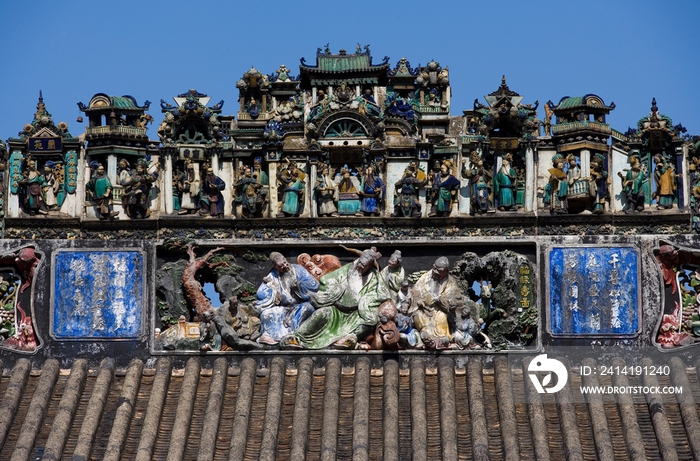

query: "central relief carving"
xmin=154 ymin=240 xmax=538 ymax=352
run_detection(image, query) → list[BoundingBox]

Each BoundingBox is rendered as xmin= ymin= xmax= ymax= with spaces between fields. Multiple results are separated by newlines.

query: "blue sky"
xmin=1 ymin=0 xmax=699 ymax=140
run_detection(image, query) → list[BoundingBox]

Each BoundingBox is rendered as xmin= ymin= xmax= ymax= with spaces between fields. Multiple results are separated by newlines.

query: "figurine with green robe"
xmin=282 ymin=246 xmax=390 ymax=350
xmin=494 ymin=153 xmax=517 ymax=211
xmin=618 ymin=155 xmax=645 ymax=213
xmin=87 ymin=162 xmax=119 ymax=220
xmin=276 ymin=159 xmax=306 ymax=217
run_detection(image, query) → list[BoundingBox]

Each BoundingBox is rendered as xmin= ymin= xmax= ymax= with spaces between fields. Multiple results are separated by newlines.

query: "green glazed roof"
xmin=556 ymin=97 xmax=584 ymax=110
xmin=301 ymin=54 xmax=389 ymax=74
xmin=110 ymin=96 xmax=140 ymax=110
xmin=554 ymin=94 xmax=613 ymax=112
xmin=317 ymin=54 xmax=370 ymax=72
xmin=80 ymin=93 xmax=149 ymax=113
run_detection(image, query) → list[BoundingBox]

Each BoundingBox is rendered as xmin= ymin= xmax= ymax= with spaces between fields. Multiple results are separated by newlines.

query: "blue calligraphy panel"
xmin=28 ymin=137 xmax=62 ymax=152
xmin=549 ymin=247 xmax=639 ymax=336
xmin=52 ymin=250 xmax=143 ymax=338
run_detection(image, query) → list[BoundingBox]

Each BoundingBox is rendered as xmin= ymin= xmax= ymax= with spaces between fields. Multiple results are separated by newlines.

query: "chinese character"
xmin=608 ymin=253 xmax=620 ymax=268
xmin=608 ymin=269 xmax=619 ymax=286
xmin=33 ymin=140 xmax=43 ymax=150
xmin=569 ymin=282 xmax=579 ymax=312
xmin=585 ymin=253 xmax=600 ymax=268
xmin=564 ymin=271 xmax=576 ymax=283
xmin=566 ymin=253 xmax=577 ymax=269
xmin=588 ymin=284 xmax=600 ymax=297
xmin=519 ymin=275 xmax=530 ymax=285
xmin=520 ymin=298 xmax=530 ymax=308
xmin=519 ymin=265 xmax=531 ymax=275
xmin=47 ymin=139 xmax=56 ymax=150
xmin=589 ymin=271 xmax=600 ymax=283
xmin=521 ymin=285 xmax=531 ymax=297
xmin=608 ymin=290 xmax=621 ymax=322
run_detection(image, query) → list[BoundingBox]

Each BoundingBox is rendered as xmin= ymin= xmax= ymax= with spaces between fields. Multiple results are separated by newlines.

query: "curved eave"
xmin=554 ymin=95 xmax=614 ymax=113
xmin=82 ymin=93 xmax=150 ymax=113
xmin=553 ymin=104 xmax=614 ymax=113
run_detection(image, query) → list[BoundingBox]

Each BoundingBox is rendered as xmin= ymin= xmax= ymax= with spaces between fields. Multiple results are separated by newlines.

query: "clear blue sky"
xmin=1 ymin=0 xmax=699 ymax=140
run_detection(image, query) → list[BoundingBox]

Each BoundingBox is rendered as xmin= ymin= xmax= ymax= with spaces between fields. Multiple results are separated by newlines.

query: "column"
xmin=309 ymin=163 xmax=318 ymax=218
xmin=458 ymin=152 xmax=471 ymax=216
xmin=221 ymin=161 xmax=234 ymax=218
xmin=164 ymin=153 xmax=173 ymax=215
xmin=525 ymin=146 xmax=535 ymax=212
xmin=8 ymin=151 xmax=20 ymax=218
xmin=83 ymin=155 xmax=96 ymax=219
xmin=386 ymin=160 xmax=409 ymax=218
xmin=269 ymin=162 xmax=279 ymax=217
xmin=679 ymin=146 xmax=687 ymax=209
xmin=418 ymin=160 xmax=429 ymax=217
xmin=580 ymin=149 xmax=591 ymax=178
xmin=107 ymin=155 xmax=117 ymax=184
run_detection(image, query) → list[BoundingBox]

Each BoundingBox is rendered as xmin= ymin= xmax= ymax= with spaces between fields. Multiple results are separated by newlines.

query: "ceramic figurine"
xmin=41 ymin=160 xmax=63 ymax=210
xmin=428 ymin=160 xmax=460 ymax=217
xmin=234 ymin=165 xmax=265 ymax=218
xmin=653 ymin=154 xmax=679 ymax=210
xmin=411 ymin=257 xmax=462 ymax=349
xmin=336 ymin=166 xmax=362 ymax=216
xmin=392 ymin=163 xmax=425 ymax=218
xmin=618 ymin=155 xmax=645 ymax=213
xmin=380 ymin=250 xmax=405 ymax=304
xmin=359 ymin=164 xmax=384 ymax=216
xmin=314 ymin=164 xmax=339 ymax=217
xmin=177 ymin=160 xmax=201 ymax=215
xmin=494 ymin=154 xmax=517 ymax=211
xmin=276 ymin=159 xmax=306 ymax=217
xmin=462 ymin=154 xmax=492 ymax=215
xmin=589 ymin=153 xmax=608 ymax=214
xmin=547 ymin=154 xmax=568 ymax=214
xmin=283 ymin=247 xmax=389 ymax=350
xmin=255 ymin=252 xmax=318 ymax=345
xmin=200 ymin=167 xmax=225 ymax=217
xmin=87 ymin=163 xmax=119 ymax=220
xmin=121 ymin=160 xmax=157 ymax=219
xmin=20 ymin=158 xmax=48 ymax=215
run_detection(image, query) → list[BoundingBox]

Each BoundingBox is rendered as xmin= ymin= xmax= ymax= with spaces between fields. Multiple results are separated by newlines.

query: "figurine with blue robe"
xmin=255 ymin=252 xmax=318 ymax=345
xmin=359 ymin=165 xmax=384 ymax=216
xmin=200 ymin=167 xmax=225 ymax=217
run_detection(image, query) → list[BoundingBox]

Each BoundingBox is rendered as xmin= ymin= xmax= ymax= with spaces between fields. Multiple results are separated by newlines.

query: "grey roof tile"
xmin=0 ymin=356 xmax=698 ymax=459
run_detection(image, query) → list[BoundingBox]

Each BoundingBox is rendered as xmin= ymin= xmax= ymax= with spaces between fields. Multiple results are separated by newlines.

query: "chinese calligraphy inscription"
xmin=549 ymin=246 xmax=639 ymax=336
xmin=52 ymin=250 xmax=144 ymax=338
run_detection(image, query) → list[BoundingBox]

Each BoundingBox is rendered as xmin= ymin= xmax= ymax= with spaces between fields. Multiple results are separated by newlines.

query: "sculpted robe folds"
xmin=293 ymin=263 xmax=391 ymax=349
xmin=381 ymin=265 xmax=404 ymax=304
xmin=412 ymin=270 xmax=463 ymax=313
xmin=255 ymin=264 xmax=318 ymax=343
xmin=24 ymin=172 xmax=46 ymax=211
xmin=411 ymin=270 xmax=463 ymax=345
xmin=655 ymin=163 xmax=676 ymax=207
xmin=494 ymin=165 xmax=516 ymax=208
xmin=281 ymin=178 xmax=305 ymax=215
xmin=432 ymin=174 xmax=460 ymax=213
xmin=202 ymin=174 xmax=225 ymax=215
